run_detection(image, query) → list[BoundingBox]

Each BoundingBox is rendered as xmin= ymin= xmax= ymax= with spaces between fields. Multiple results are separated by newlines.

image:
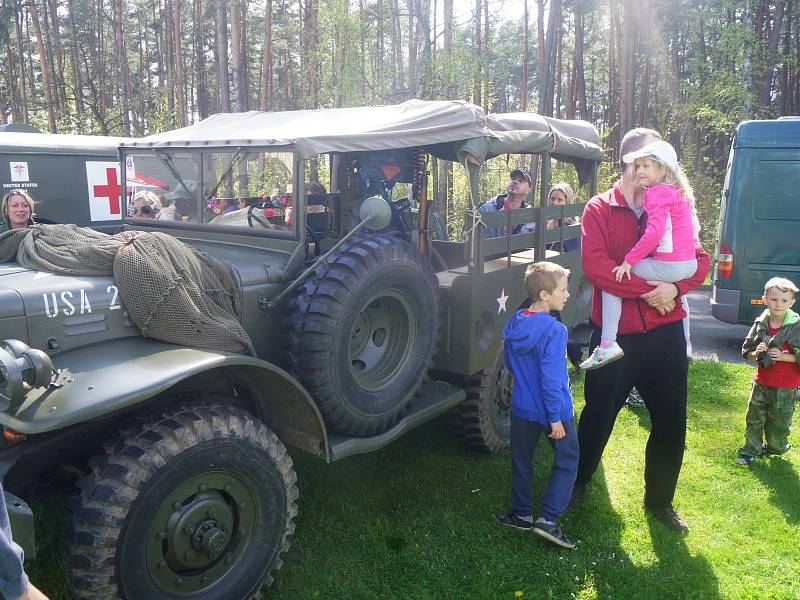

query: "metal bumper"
xmin=710 ymin=286 xmax=740 ymax=325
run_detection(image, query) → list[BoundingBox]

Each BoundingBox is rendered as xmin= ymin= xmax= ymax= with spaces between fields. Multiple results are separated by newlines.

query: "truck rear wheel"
xmin=66 ymin=403 xmax=297 ymax=600
xmin=286 ymin=234 xmax=438 ymax=436
xmin=455 ymin=347 xmax=512 ymax=452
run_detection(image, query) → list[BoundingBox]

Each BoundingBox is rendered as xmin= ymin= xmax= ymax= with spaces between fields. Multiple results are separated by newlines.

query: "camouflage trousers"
xmin=738 ymin=383 xmax=796 ymax=458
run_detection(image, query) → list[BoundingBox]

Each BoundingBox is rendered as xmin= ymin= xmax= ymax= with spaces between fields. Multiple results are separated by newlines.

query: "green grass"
xmin=25 ymin=361 xmax=800 ymax=599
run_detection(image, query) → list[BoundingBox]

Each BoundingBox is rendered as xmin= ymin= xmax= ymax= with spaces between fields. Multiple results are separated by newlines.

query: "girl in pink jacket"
xmin=581 ymin=140 xmax=700 ymax=370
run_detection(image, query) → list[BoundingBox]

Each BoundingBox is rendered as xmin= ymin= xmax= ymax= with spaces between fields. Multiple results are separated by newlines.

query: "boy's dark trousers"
xmin=511 ymin=414 xmax=579 ymax=521
xmin=576 ymin=320 xmax=688 ymax=510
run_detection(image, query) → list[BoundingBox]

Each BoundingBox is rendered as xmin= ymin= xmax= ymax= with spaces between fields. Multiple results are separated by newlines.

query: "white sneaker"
xmin=580 ymin=342 xmax=625 ymax=370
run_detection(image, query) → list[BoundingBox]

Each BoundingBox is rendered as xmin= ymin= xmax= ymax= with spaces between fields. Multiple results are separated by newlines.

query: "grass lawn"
xmin=25 ymin=360 xmax=800 ymax=599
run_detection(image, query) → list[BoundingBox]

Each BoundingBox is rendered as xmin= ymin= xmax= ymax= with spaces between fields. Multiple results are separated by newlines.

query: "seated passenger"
xmin=476 ymin=167 xmax=535 ymax=238
xmin=130 ymin=190 xmax=162 ymax=219
xmin=546 ymin=182 xmax=581 ymax=253
xmin=285 ymin=182 xmax=328 ymax=226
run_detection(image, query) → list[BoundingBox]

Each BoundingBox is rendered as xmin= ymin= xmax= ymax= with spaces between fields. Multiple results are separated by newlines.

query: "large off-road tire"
xmin=455 ymin=346 xmax=512 ymax=453
xmin=286 ymin=233 xmax=438 ymax=436
xmin=67 ymin=403 xmax=298 ymax=600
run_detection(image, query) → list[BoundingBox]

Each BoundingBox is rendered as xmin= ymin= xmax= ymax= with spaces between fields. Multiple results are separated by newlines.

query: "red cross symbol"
xmin=12 ymin=164 xmax=25 ymax=177
xmin=93 ymin=168 xmax=122 ymax=215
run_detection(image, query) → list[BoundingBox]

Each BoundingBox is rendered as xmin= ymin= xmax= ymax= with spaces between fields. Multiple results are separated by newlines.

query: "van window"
xmin=753 ymin=160 xmax=800 ymax=221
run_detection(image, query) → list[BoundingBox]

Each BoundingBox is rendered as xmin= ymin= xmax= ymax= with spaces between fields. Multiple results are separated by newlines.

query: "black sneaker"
xmin=736 ymin=454 xmax=755 ymax=466
xmin=645 ymin=504 xmax=689 ymax=533
xmin=569 ymin=483 xmax=586 ymax=507
xmin=495 ymin=510 xmax=534 ymax=531
xmin=761 ymin=444 xmax=783 ymax=456
xmin=532 ymin=520 xmax=576 ymax=549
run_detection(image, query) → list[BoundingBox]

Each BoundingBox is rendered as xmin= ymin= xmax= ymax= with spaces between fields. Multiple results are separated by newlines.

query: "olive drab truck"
xmin=0 ymin=100 xmax=602 ymax=599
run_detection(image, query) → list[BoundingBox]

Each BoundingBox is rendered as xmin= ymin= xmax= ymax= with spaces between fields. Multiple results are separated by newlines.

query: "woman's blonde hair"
xmin=1 ymin=189 xmax=35 ymax=221
xmin=547 ymin=182 xmax=578 ymax=225
xmin=132 ymin=190 xmax=162 ymax=215
xmin=647 ymin=159 xmax=701 ymax=239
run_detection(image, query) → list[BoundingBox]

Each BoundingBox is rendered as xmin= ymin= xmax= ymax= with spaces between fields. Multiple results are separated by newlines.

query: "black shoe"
xmin=569 ymin=483 xmax=586 ymax=507
xmin=736 ymin=454 xmax=755 ymax=466
xmin=532 ymin=520 xmax=577 ymax=549
xmin=761 ymin=444 xmax=784 ymax=456
xmin=495 ymin=510 xmax=534 ymax=531
xmin=645 ymin=504 xmax=689 ymax=533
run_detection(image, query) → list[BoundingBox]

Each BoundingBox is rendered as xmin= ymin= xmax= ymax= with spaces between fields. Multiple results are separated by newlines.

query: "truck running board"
xmin=326 ymin=381 xmax=466 ymax=462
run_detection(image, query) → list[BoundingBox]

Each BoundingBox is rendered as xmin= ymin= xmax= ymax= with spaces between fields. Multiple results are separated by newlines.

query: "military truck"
xmin=0 ymin=128 xmax=130 ymax=232
xmin=0 ymin=100 xmax=602 ymax=599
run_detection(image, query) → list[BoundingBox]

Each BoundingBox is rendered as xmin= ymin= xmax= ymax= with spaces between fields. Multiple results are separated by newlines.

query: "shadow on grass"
xmin=570 ymin=464 xmax=720 ymax=600
xmin=753 ymin=456 xmax=800 ymax=524
xmin=645 ymin=518 xmax=720 ymax=600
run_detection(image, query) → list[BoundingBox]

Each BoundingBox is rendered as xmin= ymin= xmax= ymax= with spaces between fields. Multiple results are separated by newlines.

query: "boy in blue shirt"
xmin=495 ymin=261 xmax=579 ymax=548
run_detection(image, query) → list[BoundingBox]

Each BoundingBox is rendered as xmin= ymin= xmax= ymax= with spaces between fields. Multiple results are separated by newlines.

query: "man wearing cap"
xmin=477 ymin=167 xmax=536 ymax=238
xmin=570 ymin=128 xmax=710 ymax=533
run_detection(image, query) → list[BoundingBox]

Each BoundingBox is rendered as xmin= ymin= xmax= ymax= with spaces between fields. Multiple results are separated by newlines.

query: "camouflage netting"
xmin=0 ymin=224 xmax=254 ymax=355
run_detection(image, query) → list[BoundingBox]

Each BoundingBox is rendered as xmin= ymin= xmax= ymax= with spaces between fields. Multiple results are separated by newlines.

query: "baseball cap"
xmin=622 ymin=140 xmax=678 ymax=170
xmin=510 ymin=167 xmax=532 ymax=183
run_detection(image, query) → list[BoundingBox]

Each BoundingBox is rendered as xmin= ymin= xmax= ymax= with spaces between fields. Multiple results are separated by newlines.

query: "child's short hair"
xmin=524 ymin=261 xmax=569 ymax=301
xmin=764 ymin=277 xmax=799 ymax=296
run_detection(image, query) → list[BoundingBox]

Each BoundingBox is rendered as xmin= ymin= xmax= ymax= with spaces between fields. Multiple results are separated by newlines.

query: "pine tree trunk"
xmin=521 ymin=0 xmax=528 ymax=110
xmin=113 ymin=0 xmax=131 ymax=135
xmin=260 ymin=0 xmax=273 ymax=111
xmin=194 ymin=0 xmax=209 ymax=119
xmin=472 ymin=0 xmax=481 ymax=106
xmin=216 ymin=0 xmax=231 ymax=113
xmin=28 ymin=0 xmax=56 ymax=131
xmin=13 ymin=0 xmax=28 ymax=123
xmin=46 ymin=0 xmax=67 ymax=110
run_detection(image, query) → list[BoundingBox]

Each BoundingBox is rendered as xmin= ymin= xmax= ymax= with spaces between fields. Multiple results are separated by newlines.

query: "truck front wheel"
xmin=67 ymin=403 xmax=298 ymax=600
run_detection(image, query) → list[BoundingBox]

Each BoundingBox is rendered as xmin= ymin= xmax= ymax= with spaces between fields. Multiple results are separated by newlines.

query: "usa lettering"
xmin=42 ymin=286 xmax=121 ymax=318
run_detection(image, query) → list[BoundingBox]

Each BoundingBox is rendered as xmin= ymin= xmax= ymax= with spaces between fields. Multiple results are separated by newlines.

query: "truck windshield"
xmin=123 ymin=149 xmax=297 ymax=237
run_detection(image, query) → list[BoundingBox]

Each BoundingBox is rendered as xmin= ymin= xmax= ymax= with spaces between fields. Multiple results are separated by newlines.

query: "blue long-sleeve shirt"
xmin=0 ymin=482 xmax=28 ymax=599
xmin=503 ymin=309 xmax=574 ymax=426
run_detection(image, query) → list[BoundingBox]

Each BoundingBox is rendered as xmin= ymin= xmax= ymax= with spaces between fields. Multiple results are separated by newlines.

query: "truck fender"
xmin=2 ymin=337 xmax=330 ymax=459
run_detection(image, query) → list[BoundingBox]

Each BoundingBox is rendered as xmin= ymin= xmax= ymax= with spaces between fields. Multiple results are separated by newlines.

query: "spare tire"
xmin=286 ymin=234 xmax=438 ymax=436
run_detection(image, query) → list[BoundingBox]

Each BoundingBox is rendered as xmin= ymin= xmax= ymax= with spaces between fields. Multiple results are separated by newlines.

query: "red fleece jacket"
xmin=581 ymin=182 xmax=710 ymax=335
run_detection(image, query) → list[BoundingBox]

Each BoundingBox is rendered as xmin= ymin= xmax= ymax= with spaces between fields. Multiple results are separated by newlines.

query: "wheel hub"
xmin=348 ymin=290 xmax=416 ymax=391
xmin=146 ymin=472 xmax=256 ymax=595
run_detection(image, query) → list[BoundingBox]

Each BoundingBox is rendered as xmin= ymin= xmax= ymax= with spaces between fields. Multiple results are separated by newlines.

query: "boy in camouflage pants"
xmin=737 ymin=277 xmax=800 ymax=466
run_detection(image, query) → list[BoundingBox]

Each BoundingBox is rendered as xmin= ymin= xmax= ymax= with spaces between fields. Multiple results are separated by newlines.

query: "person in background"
xmin=495 ymin=261 xmax=579 ymax=549
xmin=0 ymin=480 xmax=49 ymax=599
xmin=477 ymin=167 xmax=536 ymax=238
xmin=285 ymin=182 xmax=328 ymax=226
xmin=737 ymin=277 xmax=800 ymax=466
xmin=546 ymin=182 xmax=580 ymax=253
xmin=129 ymin=190 xmax=161 ymax=219
xmin=0 ymin=190 xmax=36 ymax=232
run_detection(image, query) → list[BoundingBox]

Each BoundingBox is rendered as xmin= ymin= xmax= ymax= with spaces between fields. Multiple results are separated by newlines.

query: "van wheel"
xmin=455 ymin=347 xmax=512 ymax=452
xmin=66 ymin=403 xmax=297 ymax=600
xmin=286 ymin=233 xmax=438 ymax=436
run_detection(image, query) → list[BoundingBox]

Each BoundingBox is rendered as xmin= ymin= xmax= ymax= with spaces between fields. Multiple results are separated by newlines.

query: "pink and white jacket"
xmin=624 ymin=183 xmax=697 ymax=266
